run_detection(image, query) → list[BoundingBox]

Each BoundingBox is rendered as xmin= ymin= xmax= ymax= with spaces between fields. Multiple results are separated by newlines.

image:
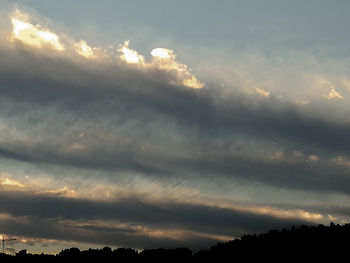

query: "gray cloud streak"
xmin=0 ymin=190 xmax=310 ymax=249
xmin=0 ymin=45 xmax=349 ymax=156
xmin=0 ymin=215 xmax=219 ymax=250
xmin=0 ymin=45 xmax=350 ymax=196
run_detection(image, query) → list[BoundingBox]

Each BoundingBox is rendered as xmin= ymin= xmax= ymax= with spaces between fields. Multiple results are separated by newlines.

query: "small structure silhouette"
xmin=0 ymin=235 xmax=16 ymax=254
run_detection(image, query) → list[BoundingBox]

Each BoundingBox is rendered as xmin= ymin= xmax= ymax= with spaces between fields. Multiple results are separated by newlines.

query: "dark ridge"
xmin=1 ymin=222 xmax=349 ymax=261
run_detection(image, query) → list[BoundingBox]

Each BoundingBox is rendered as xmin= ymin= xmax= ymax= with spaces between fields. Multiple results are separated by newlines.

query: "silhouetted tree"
xmin=2 ymin=222 xmax=350 ymax=261
xmin=58 ymin=247 xmax=81 ymax=257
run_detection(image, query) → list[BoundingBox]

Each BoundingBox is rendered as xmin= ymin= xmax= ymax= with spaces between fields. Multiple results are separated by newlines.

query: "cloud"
xmin=1 ymin=5 xmax=350 ymax=252
xmin=0 ymin=190 xmax=312 ymax=250
xmin=332 ymin=156 xmax=350 ymax=168
xmin=74 ymin=40 xmax=95 ymax=59
xmin=118 ymin=40 xmax=145 ymax=65
xmin=117 ymin=40 xmax=203 ymax=88
xmin=0 ymin=214 xmax=220 ymax=251
xmin=324 ymin=88 xmax=344 ymax=100
xmin=0 ymin=42 xmax=350 ymax=197
xmin=11 ymin=10 xmax=64 ymax=51
xmin=0 ymin=172 xmax=25 ymax=188
xmin=43 ymin=186 xmax=78 ymax=198
xmin=328 ymin=214 xmax=337 ymax=221
xmin=308 ymin=155 xmax=319 ymax=161
xmin=8 ymin=8 xmax=204 ymax=93
xmin=150 ymin=47 xmax=204 ymax=89
xmin=255 ymin=87 xmax=270 ymax=97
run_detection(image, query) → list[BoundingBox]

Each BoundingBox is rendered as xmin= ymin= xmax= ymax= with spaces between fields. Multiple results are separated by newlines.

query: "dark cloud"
xmin=0 ymin=147 xmax=39 ymax=163
xmin=1 ymin=139 xmax=350 ymax=196
xmin=1 ymin=3 xmax=349 ymax=254
xmin=0 ymin=190 xmax=310 ymax=249
xmin=1 ymin=35 xmax=348 ymax=253
xmin=1 ymin=45 xmax=349 ymax=155
xmin=0 ymin=214 xmax=218 ymax=250
xmin=0 ymin=44 xmax=350 ymax=197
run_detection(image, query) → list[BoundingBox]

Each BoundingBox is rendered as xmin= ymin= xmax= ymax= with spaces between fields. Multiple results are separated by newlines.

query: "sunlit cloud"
xmin=74 ymin=40 xmax=95 ymax=58
xmin=118 ymin=40 xmax=145 ymax=65
xmin=332 ymin=156 xmax=350 ymax=168
xmin=65 ymin=143 xmax=86 ymax=153
xmin=0 ymin=177 xmax=25 ymax=187
xmin=315 ymin=77 xmax=344 ymax=100
xmin=138 ymin=227 xmax=230 ymax=243
xmin=8 ymin=9 xmax=203 ymax=89
xmin=150 ymin=47 xmax=203 ymax=89
xmin=300 ymin=211 xmax=323 ymax=220
xmin=255 ymin=87 xmax=270 ymax=97
xmin=11 ymin=12 xmax=64 ymax=51
xmin=220 ymin=202 xmax=323 ymax=222
xmin=270 ymin=151 xmax=284 ymax=160
xmin=2 ymin=4 xmax=350 ymax=253
xmin=324 ymin=88 xmax=344 ymax=100
xmin=328 ymin=214 xmax=338 ymax=222
xmin=0 ymin=171 xmax=80 ymax=198
xmin=181 ymin=76 xmax=204 ymax=89
xmin=43 ymin=186 xmax=78 ymax=198
xmin=244 ymin=86 xmax=270 ymax=98
xmin=296 ymin=100 xmax=310 ymax=105
xmin=292 ymin=151 xmax=303 ymax=158
xmin=308 ymin=155 xmax=319 ymax=161
xmin=151 ymin=48 xmax=172 ymax=59
xmin=150 ymin=48 xmax=178 ymax=70
xmin=116 ymin=42 xmax=203 ymax=89
xmin=0 ymin=172 xmax=25 ymax=188
xmin=343 ymin=80 xmax=350 ymax=91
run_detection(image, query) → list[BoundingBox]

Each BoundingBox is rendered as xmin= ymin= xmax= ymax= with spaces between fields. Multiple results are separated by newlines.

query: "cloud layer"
xmin=0 ymin=189 xmax=311 ymax=250
xmin=0 ymin=7 xmax=350 ymax=253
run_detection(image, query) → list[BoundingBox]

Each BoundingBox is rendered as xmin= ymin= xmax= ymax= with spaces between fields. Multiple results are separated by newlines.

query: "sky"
xmin=0 ymin=0 xmax=350 ymax=254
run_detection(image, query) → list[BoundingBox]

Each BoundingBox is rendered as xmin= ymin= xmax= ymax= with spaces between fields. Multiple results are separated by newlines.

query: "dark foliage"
xmin=1 ymin=222 xmax=349 ymax=262
xmin=194 ymin=222 xmax=350 ymax=261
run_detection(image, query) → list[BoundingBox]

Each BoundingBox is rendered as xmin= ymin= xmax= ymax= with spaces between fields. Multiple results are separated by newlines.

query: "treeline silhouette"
xmin=1 ymin=222 xmax=349 ymax=262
